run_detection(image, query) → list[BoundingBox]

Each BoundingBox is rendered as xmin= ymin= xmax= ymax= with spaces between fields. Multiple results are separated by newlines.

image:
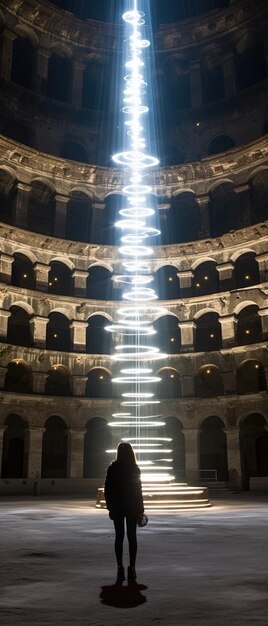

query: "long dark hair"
xmin=116 ymin=442 xmax=137 ymax=465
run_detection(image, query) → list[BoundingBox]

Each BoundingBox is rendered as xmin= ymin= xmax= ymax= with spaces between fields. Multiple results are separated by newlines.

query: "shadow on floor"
xmin=100 ymin=581 xmax=148 ymax=608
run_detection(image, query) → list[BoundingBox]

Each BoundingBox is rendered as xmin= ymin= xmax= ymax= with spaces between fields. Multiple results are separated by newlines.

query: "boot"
xmin=116 ymin=565 xmax=125 ymax=583
xmin=127 ymin=566 xmax=137 ymax=581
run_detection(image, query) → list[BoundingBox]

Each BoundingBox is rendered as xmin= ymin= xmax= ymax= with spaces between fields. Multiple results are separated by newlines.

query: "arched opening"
xmin=2 ymin=414 xmax=26 ymax=478
xmin=209 ymin=182 xmax=240 ymax=237
xmin=83 ymin=417 xmax=112 ymax=478
xmin=199 ymin=416 xmax=228 ymax=481
xmin=192 ymin=261 xmax=220 ymax=296
xmin=207 ymin=135 xmax=235 ymax=156
xmin=164 ymin=57 xmax=191 ymax=111
xmin=60 ymin=141 xmax=88 ymax=164
xmin=86 ymin=368 xmax=112 ymax=398
xmin=11 ymin=253 xmax=35 ymax=290
xmin=0 ymin=169 xmax=17 ymax=225
xmin=7 ymin=305 xmax=32 ymax=347
xmin=236 ymin=360 xmax=266 ymax=395
xmin=82 ymin=58 xmax=105 ymax=110
xmin=11 ymin=36 xmax=35 ymax=89
xmin=41 ymin=415 xmax=68 ymax=478
xmin=164 ymin=417 xmax=185 ymax=479
xmin=240 ymin=413 xmax=267 ymax=489
xmin=195 ymin=365 xmax=224 ymax=397
xmin=237 ymin=305 xmax=262 ymax=346
xmin=86 ymin=315 xmax=112 ymax=355
xmin=86 ymin=266 xmax=113 ymax=301
xmin=4 ymin=360 xmax=33 ymax=394
xmin=47 ymin=52 xmax=72 ymax=103
xmin=101 ymin=194 xmax=125 ymax=245
xmin=3 ymin=120 xmax=34 ymax=147
xmin=170 ymin=193 xmax=201 ymax=243
xmin=154 ymin=265 xmax=180 ymax=300
xmin=158 ymin=368 xmax=181 ymax=399
xmin=249 ymin=170 xmax=268 ymax=224
xmin=195 ymin=312 xmax=222 ymax=352
xmin=154 ymin=315 xmax=181 ymax=354
xmin=28 ymin=181 xmax=55 ymax=236
xmin=66 ymin=191 xmax=93 ymax=243
xmin=256 ymin=435 xmax=268 ymax=476
xmin=235 ymin=36 xmax=266 ymax=92
xmin=45 ymin=365 xmax=72 ymax=396
xmin=234 ymin=252 xmax=260 ymax=289
xmin=46 ymin=312 xmax=71 ymax=352
xmin=202 ymin=62 xmax=225 ymax=104
xmin=48 ymin=261 xmax=72 ymax=296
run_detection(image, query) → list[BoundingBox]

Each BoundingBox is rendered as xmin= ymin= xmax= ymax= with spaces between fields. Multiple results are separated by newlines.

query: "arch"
xmin=154 ymin=265 xmax=180 ymax=300
xmin=9 ymin=300 xmax=34 ymax=316
xmin=60 ymin=141 xmax=89 ymax=164
xmin=11 ymin=252 xmax=35 ymax=291
xmin=199 ymin=416 xmax=228 ymax=481
xmin=236 ymin=304 xmax=262 ymax=346
xmin=87 ymin=261 xmax=114 ymax=273
xmin=41 ymin=415 xmax=68 ymax=478
xmin=69 ymin=186 xmax=94 ymax=200
xmin=2 ymin=120 xmax=34 ymax=147
xmin=86 ymin=368 xmax=113 ymax=399
xmin=2 ymin=414 xmax=26 ymax=478
xmin=195 ymin=365 xmax=224 ymax=398
xmin=237 ymin=360 xmax=266 ymax=395
xmin=233 ymin=252 xmax=260 ymax=289
xmin=46 ymin=311 xmax=72 ymax=352
xmin=4 ymin=360 xmax=33 ymax=394
xmin=83 ymin=417 xmax=112 ymax=478
xmin=13 ymin=248 xmax=37 ymax=265
xmin=192 ymin=260 xmax=220 ymax=297
xmin=11 ymin=34 xmax=36 ymax=90
xmin=49 ymin=256 xmax=75 ymax=271
xmin=230 ymin=248 xmax=256 ymax=263
xmin=86 ymin=314 xmax=112 ymax=355
xmin=157 ymin=367 xmax=181 ymax=399
xmin=7 ymin=304 xmax=33 ymax=348
xmin=14 ymin=24 xmax=39 ymax=48
xmin=28 ymin=179 xmax=56 ymax=236
xmin=86 ymin=265 xmax=114 ymax=301
xmin=207 ymin=135 xmax=236 ymax=156
xmin=233 ymin=300 xmax=259 ymax=316
xmin=239 ymin=413 xmax=268 ymax=489
xmin=153 ymin=314 xmax=181 ymax=354
xmin=45 ymin=364 xmax=72 ymax=397
xmin=30 ymin=177 xmax=56 ymax=194
xmin=191 ymin=256 xmax=217 ymax=270
xmin=169 ymin=192 xmax=201 ymax=244
xmin=208 ymin=180 xmax=241 ymax=237
xmin=86 ymin=311 xmax=113 ymax=323
xmin=195 ymin=312 xmax=222 ymax=352
xmin=48 ymin=307 xmax=73 ymax=321
xmin=47 ymin=52 xmax=73 ymax=103
xmin=193 ymin=307 xmax=219 ymax=321
xmin=48 ymin=260 xmax=73 ymax=297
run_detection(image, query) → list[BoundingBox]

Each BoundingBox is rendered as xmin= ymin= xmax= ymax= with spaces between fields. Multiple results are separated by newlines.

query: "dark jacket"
xmin=104 ymin=461 xmax=144 ymax=518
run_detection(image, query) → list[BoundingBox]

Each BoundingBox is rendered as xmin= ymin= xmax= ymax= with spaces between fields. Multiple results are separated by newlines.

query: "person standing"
xmin=104 ymin=442 xmax=144 ymax=583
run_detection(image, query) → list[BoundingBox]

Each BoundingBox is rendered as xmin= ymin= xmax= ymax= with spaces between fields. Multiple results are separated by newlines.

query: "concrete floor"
xmin=0 ymin=496 xmax=268 ymax=625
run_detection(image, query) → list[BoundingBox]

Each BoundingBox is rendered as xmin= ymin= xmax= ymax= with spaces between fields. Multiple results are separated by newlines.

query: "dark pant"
xmin=113 ymin=515 xmax=137 ymax=567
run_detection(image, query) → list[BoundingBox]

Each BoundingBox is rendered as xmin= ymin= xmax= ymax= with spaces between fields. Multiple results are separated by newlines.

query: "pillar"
xmin=54 ymin=194 xmax=69 ymax=238
xmin=0 ymin=29 xmax=16 ymax=81
xmin=0 ymin=253 xmax=14 ymax=284
xmin=71 ymin=61 xmax=85 ymax=108
xmin=0 ymin=309 xmax=11 ymax=340
xmin=15 ymin=182 xmax=31 ymax=229
xmin=73 ymin=375 xmax=88 ymax=397
xmin=25 ymin=426 xmax=45 ymax=479
xmin=258 ymin=308 xmax=268 ymax=341
xmin=67 ymin=428 xmax=86 ymax=478
xmin=34 ymin=263 xmax=51 ymax=292
xmin=181 ymin=375 xmax=195 ymax=397
xmin=178 ymin=321 xmax=196 ymax=353
xmin=224 ymin=428 xmax=242 ymax=490
xmin=32 ymin=372 xmax=46 ymax=395
xmin=223 ymin=54 xmax=236 ymax=98
xmin=216 ymin=262 xmax=234 ymax=292
xmin=219 ymin=315 xmax=237 ymax=348
xmin=177 ymin=271 xmax=193 ymax=297
xmin=190 ymin=60 xmax=202 ymax=107
xmin=72 ymin=270 xmax=89 ymax=298
xmin=0 ymin=425 xmax=7 ymax=478
xmin=256 ymin=252 xmax=268 ymax=283
xmin=30 ymin=316 xmax=49 ymax=348
xmin=183 ymin=428 xmax=200 ymax=484
xmin=34 ymin=48 xmax=49 ymax=94
xmin=70 ymin=321 xmax=88 ymax=352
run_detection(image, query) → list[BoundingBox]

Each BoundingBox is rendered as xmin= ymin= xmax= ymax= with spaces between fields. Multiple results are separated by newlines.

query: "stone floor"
xmin=0 ymin=495 xmax=268 ymax=625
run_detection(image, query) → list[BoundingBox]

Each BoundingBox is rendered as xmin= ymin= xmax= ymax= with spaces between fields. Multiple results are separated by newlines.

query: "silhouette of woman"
xmin=105 ymin=442 xmax=144 ymax=583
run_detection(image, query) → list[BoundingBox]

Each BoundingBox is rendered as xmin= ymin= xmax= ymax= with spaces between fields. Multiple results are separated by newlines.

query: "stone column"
xmin=181 ymin=375 xmax=195 ymax=397
xmin=34 ymin=263 xmax=51 ymax=292
xmin=67 ymin=428 xmax=86 ymax=478
xmin=15 ymin=182 xmax=31 ymax=229
xmin=178 ymin=321 xmax=196 ymax=353
xmin=259 ymin=308 xmax=268 ymax=341
xmin=72 ymin=270 xmax=89 ymax=298
xmin=0 ymin=309 xmax=11 ymax=340
xmin=70 ymin=321 xmax=88 ymax=353
xmin=54 ymin=194 xmax=69 ymax=238
xmin=223 ymin=54 xmax=236 ymax=97
xmin=177 ymin=271 xmax=193 ymax=297
xmin=34 ymin=48 xmax=49 ymax=95
xmin=0 ymin=253 xmax=14 ymax=285
xmin=197 ymin=196 xmax=210 ymax=238
xmin=0 ymin=30 xmax=16 ymax=81
xmin=32 ymin=372 xmax=47 ymax=395
xmin=190 ymin=60 xmax=202 ymax=107
xmin=216 ymin=262 xmax=234 ymax=292
xmin=256 ymin=252 xmax=268 ymax=283
xmin=71 ymin=61 xmax=86 ymax=108
xmin=0 ymin=425 xmax=7 ymax=478
xmin=25 ymin=426 xmax=45 ymax=479
xmin=224 ymin=428 xmax=242 ymax=490
xmin=219 ymin=315 xmax=237 ymax=349
xmin=183 ymin=428 xmax=200 ymax=484
xmin=73 ymin=375 xmax=88 ymax=397
xmin=30 ymin=316 xmax=49 ymax=349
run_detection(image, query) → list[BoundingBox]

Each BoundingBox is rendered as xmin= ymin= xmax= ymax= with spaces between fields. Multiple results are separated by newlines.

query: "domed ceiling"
xmin=48 ymin=0 xmax=229 ymax=25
